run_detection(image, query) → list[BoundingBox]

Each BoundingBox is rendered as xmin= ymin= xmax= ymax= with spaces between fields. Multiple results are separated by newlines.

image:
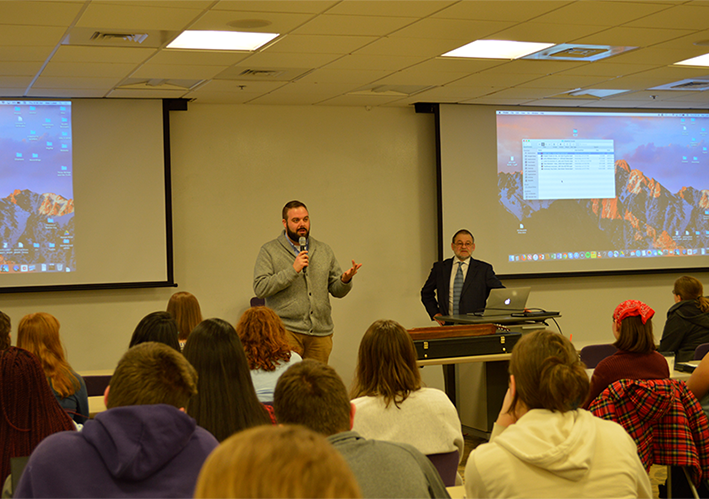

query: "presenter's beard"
xmin=287 ymin=227 xmax=309 ymax=243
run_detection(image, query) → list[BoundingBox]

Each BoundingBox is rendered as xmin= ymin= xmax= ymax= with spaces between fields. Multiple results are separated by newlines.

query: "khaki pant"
xmin=285 ymin=330 xmax=333 ymax=364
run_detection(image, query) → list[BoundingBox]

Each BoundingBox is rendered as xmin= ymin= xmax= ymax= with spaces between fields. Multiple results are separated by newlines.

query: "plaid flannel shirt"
xmin=589 ymin=378 xmax=709 ymax=486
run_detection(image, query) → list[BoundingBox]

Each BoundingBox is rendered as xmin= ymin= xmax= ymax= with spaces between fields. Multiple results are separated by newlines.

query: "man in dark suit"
xmin=421 ymin=229 xmax=504 ymax=324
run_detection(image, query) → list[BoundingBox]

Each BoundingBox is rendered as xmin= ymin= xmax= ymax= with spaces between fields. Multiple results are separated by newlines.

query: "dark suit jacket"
xmin=421 ymin=257 xmax=504 ymax=319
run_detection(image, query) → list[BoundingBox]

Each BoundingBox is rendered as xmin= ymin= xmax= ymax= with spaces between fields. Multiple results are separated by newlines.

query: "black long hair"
xmin=183 ymin=318 xmax=270 ymax=441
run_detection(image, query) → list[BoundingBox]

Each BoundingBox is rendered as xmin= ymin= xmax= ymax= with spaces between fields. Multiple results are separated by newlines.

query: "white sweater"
xmin=465 ymin=409 xmax=652 ymax=498
xmin=351 ymin=387 xmax=463 ymax=458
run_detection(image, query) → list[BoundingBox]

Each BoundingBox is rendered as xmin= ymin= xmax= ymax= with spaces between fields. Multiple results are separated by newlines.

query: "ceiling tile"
xmin=231 ymin=50 xmax=340 ymax=68
xmin=212 ymin=1 xmax=336 ymax=15
xmin=131 ymin=63 xmax=225 ymax=80
xmin=0 ymin=1 xmax=85 ymax=27
xmin=573 ymin=27 xmax=695 ymax=47
xmin=326 ymin=1 xmax=454 ymax=17
xmin=625 ymin=4 xmax=709 ymax=30
xmin=75 ymin=3 xmax=204 ymax=31
xmin=0 ymin=26 xmax=66 ymax=46
xmin=391 ymin=18 xmax=515 ymax=41
xmin=298 ymin=68 xmax=392 ymax=85
xmin=42 ymin=61 xmax=137 ymax=78
xmin=0 ymin=46 xmax=54 ymax=62
xmin=51 ymin=45 xmax=157 ymax=64
xmin=0 ymin=62 xmax=44 ymax=76
xmin=293 ymin=14 xmax=417 ymax=36
xmin=535 ymin=1 xmax=673 ymax=25
xmin=266 ymin=34 xmax=377 ymax=54
xmin=489 ymin=22 xmax=609 ymax=44
xmin=149 ymin=49 xmax=250 ymax=66
xmin=32 ymin=76 xmax=123 ymax=89
xmin=188 ymin=10 xmax=315 ymax=33
xmin=432 ymin=1 xmax=573 ymax=22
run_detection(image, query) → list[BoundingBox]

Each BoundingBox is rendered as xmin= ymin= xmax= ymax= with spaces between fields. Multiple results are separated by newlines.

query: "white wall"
xmin=2 ymin=102 xmax=707 ymax=389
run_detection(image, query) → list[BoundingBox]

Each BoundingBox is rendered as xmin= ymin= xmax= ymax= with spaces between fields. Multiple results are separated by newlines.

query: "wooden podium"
xmin=408 ymin=324 xmax=517 ymax=438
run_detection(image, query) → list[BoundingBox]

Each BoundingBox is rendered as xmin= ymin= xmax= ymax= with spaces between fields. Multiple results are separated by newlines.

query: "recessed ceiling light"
xmin=167 ymin=30 xmax=278 ymax=51
xmin=442 ymin=40 xmax=554 ymax=60
xmin=675 ymin=53 xmax=709 ymax=67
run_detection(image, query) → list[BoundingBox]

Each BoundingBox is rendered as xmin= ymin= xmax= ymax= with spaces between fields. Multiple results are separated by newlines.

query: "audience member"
xmin=14 ymin=342 xmax=219 ymax=498
xmin=659 ymin=276 xmax=709 ymax=362
xmin=236 ymin=306 xmax=302 ymax=404
xmin=0 ymin=347 xmax=75 ymax=486
xmin=195 ymin=425 xmax=361 ymax=499
xmin=128 ymin=311 xmax=180 ymax=351
xmin=166 ymin=291 xmax=203 ymax=350
xmin=17 ymin=312 xmax=89 ymax=424
xmin=0 ymin=311 xmax=10 ymax=350
xmin=350 ymin=319 xmax=463 ymax=459
xmin=183 ymin=318 xmax=271 ymax=442
xmin=465 ymin=330 xmax=652 ymax=498
xmin=583 ymin=300 xmax=669 ymax=408
xmin=687 ymin=352 xmax=709 ymax=419
xmin=274 ymin=359 xmax=449 ymax=498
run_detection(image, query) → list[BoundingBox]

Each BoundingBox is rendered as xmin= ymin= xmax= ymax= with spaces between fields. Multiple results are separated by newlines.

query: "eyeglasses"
xmin=454 ymin=241 xmax=473 ymax=248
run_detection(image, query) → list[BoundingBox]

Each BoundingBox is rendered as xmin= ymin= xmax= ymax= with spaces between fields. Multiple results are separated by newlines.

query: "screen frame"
xmin=0 ymin=98 xmax=183 ymax=294
xmin=420 ymin=102 xmax=709 ymax=280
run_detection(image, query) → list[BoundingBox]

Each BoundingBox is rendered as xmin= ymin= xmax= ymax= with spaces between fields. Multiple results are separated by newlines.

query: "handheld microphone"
xmin=299 ymin=237 xmax=307 ymax=274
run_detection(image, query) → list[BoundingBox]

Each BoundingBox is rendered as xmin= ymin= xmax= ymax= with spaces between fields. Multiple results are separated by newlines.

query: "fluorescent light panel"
xmin=675 ymin=53 xmax=709 ymax=67
xmin=442 ymin=40 xmax=554 ymax=60
xmin=167 ymin=30 xmax=278 ymax=51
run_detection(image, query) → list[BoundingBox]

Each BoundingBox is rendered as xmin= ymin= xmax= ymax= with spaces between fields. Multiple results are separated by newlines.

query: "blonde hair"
xmin=17 ymin=313 xmax=79 ymax=398
xmin=195 ymin=425 xmax=361 ymax=498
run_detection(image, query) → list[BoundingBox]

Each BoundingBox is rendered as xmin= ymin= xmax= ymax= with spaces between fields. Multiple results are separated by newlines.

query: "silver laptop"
xmin=479 ymin=287 xmax=531 ymax=317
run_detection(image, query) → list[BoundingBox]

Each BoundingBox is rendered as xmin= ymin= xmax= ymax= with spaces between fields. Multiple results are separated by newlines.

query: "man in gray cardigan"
xmin=274 ymin=360 xmax=450 ymax=499
xmin=253 ymin=200 xmax=361 ymax=364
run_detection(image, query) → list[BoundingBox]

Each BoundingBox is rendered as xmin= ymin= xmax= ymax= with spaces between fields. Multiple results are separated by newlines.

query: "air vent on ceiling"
xmin=523 ymin=43 xmax=637 ymax=62
xmin=548 ymin=47 xmax=607 ymax=59
xmin=650 ymin=77 xmax=709 ymax=91
xmin=90 ymin=31 xmax=148 ymax=44
xmin=215 ymin=67 xmax=313 ymax=82
xmin=239 ymin=69 xmax=286 ymax=78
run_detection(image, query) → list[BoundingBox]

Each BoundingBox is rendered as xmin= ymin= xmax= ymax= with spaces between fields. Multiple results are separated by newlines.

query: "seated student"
xmin=583 ymin=300 xmax=669 ymax=409
xmin=660 ymin=276 xmax=709 ymax=362
xmin=0 ymin=311 xmax=10 ymax=350
xmin=195 ymin=425 xmax=361 ymax=499
xmin=274 ymin=359 xmax=449 ymax=498
xmin=17 ymin=313 xmax=90 ymax=424
xmin=183 ymin=318 xmax=271 ymax=442
xmin=128 ymin=311 xmax=180 ymax=351
xmin=687 ymin=351 xmax=709 ymax=419
xmin=236 ymin=306 xmax=302 ymax=404
xmin=1 ymin=347 xmax=75 ymax=487
xmin=15 ymin=342 xmax=219 ymax=498
xmin=350 ymin=319 xmax=463 ymax=459
xmin=166 ymin=291 xmax=203 ymax=350
xmin=465 ymin=330 xmax=652 ymax=498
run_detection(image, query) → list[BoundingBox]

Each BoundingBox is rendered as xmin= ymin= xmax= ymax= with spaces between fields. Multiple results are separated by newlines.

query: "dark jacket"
xmin=659 ymin=299 xmax=709 ymax=363
xmin=421 ymin=257 xmax=503 ymax=319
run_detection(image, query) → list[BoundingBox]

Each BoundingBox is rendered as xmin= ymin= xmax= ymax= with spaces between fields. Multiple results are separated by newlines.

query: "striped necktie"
xmin=452 ymin=261 xmax=464 ymax=315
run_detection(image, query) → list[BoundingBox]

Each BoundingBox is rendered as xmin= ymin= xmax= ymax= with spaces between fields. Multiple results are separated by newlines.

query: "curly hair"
xmin=236 ymin=307 xmax=292 ymax=371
